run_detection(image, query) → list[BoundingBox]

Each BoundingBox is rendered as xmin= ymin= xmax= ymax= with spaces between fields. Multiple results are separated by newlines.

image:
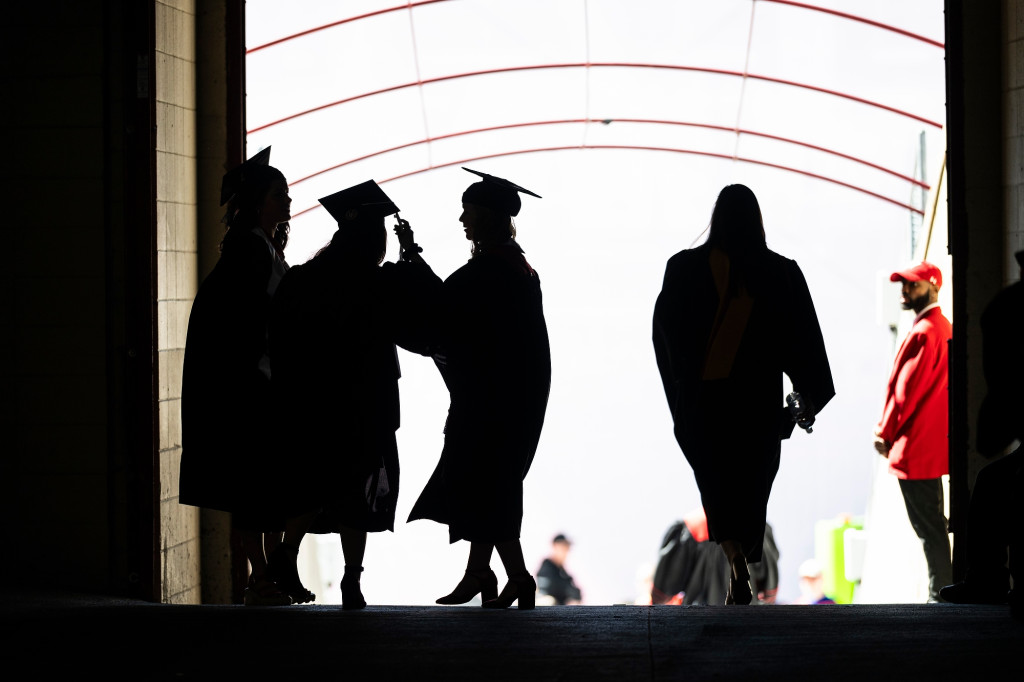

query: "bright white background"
xmin=244 ymin=0 xmax=947 ymax=605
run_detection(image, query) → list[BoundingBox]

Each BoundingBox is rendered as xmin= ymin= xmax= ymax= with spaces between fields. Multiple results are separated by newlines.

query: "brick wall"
xmin=155 ymin=0 xmax=201 ymax=604
xmin=1006 ymin=0 xmax=1024 ymax=280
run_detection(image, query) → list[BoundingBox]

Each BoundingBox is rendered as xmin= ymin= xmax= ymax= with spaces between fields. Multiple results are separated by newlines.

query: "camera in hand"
xmin=786 ymin=391 xmax=815 ymax=433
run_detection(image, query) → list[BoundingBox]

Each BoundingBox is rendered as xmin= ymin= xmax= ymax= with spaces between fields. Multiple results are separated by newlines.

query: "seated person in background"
xmin=794 ymin=558 xmax=836 ymax=604
xmin=536 ymin=534 xmax=583 ymax=605
xmin=651 ymin=508 xmax=779 ymax=605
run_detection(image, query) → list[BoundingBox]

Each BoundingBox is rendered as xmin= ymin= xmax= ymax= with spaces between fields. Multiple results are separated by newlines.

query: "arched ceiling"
xmin=246 ymin=0 xmax=945 ymax=263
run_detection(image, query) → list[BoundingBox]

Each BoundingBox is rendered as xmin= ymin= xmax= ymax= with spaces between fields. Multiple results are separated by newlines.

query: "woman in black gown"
xmin=179 ymin=148 xmax=295 ymax=606
xmin=409 ymin=168 xmax=551 ymax=609
xmin=652 ymin=184 xmax=834 ymax=605
xmin=269 ymin=181 xmax=439 ymax=609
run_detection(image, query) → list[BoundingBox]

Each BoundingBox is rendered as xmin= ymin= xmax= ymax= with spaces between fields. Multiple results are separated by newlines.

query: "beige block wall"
xmin=1007 ymin=0 xmax=1024 ymax=280
xmin=156 ymin=0 xmax=201 ymax=604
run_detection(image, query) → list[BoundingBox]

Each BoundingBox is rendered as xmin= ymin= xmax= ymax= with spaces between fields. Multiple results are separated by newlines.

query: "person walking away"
xmin=653 ymin=184 xmax=834 ymax=605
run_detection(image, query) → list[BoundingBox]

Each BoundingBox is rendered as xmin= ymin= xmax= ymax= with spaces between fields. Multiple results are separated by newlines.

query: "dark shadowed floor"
xmin=4 ymin=591 xmax=1022 ymax=680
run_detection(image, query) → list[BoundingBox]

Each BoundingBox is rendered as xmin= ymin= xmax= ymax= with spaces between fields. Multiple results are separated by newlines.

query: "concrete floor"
xmin=5 ymin=591 xmax=1022 ymax=680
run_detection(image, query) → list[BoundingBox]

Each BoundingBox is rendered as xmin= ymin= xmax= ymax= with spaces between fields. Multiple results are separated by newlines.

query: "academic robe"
xmin=876 ymin=305 xmax=951 ymax=480
xmin=179 ymin=229 xmax=287 ymax=525
xmin=409 ymin=243 xmax=551 ymax=544
xmin=653 ymin=245 xmax=834 ymax=561
xmin=269 ymin=253 xmax=440 ymax=533
xmin=651 ymin=509 xmax=779 ymax=605
xmin=536 ymin=558 xmax=582 ymax=605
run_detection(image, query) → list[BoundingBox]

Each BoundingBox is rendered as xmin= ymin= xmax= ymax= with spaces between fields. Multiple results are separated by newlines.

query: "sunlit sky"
xmin=244 ymin=0 xmax=947 ymax=605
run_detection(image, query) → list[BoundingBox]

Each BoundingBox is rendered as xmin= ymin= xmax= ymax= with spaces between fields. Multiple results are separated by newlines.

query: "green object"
xmin=814 ymin=516 xmax=864 ymax=604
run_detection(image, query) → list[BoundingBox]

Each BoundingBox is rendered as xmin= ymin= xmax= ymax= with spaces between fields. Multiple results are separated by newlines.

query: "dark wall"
xmin=0 ymin=1 xmax=159 ymax=599
xmin=945 ymin=0 xmax=1008 ymax=578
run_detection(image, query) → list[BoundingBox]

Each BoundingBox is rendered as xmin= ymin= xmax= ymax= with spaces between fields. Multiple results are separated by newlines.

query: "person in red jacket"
xmin=873 ymin=261 xmax=952 ymax=602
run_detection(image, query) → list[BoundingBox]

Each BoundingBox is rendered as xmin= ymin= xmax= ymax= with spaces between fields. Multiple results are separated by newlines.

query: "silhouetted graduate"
xmin=180 ymin=147 xmax=294 ymax=605
xmin=940 ymin=250 xmax=1024 ymax=612
xmin=409 ymin=168 xmax=551 ymax=610
xmin=653 ymin=184 xmax=834 ymax=605
xmin=268 ymin=180 xmax=440 ymax=609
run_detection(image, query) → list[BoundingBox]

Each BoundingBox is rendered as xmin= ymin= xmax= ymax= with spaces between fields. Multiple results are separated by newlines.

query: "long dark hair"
xmin=704 ymin=184 xmax=767 ymax=291
xmin=312 ymin=216 xmax=387 ymax=267
xmin=468 ymin=203 xmax=516 ymax=258
xmin=272 ymin=222 xmax=290 ymax=258
xmin=221 ymin=164 xmax=287 ymax=253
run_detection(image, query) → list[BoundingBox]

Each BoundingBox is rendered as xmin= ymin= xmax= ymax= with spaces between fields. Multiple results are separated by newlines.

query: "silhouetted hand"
xmin=393 ymin=215 xmax=424 ymax=263
xmin=786 ymin=392 xmax=815 ymax=433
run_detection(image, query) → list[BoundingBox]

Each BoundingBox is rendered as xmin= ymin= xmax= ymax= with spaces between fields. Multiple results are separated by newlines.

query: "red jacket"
xmin=877 ymin=306 xmax=951 ymax=479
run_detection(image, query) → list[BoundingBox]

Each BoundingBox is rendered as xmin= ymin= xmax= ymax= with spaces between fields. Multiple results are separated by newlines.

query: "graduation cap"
xmin=318 ymin=180 xmax=400 ymax=224
xmin=220 ymin=146 xmax=272 ymax=206
xmin=461 ymin=167 xmax=541 ymax=217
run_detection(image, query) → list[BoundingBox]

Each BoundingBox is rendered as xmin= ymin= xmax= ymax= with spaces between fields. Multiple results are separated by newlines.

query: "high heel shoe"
xmin=242 ymin=574 xmax=292 ymax=607
xmin=726 ymin=558 xmax=753 ymax=606
xmin=482 ymin=574 xmax=536 ymax=610
xmin=341 ymin=566 xmax=366 ymax=610
xmin=267 ymin=543 xmax=316 ymax=605
xmin=436 ymin=569 xmax=499 ymax=605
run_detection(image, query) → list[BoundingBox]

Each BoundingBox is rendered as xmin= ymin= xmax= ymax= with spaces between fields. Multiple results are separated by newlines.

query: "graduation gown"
xmin=179 ymin=229 xmax=287 ymax=524
xmin=536 ymin=558 xmax=582 ymax=604
xmin=409 ymin=244 xmax=551 ymax=543
xmin=269 ymin=254 xmax=440 ymax=533
xmin=651 ymin=510 xmax=780 ymax=605
xmin=652 ymin=245 xmax=834 ymax=561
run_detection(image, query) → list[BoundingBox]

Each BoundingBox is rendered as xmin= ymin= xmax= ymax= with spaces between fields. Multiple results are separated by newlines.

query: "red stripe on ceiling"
xmin=288 ymin=117 xmax=928 ymax=189
xmin=246 ymin=0 xmax=448 ymax=54
xmin=247 ymin=0 xmax=943 ymax=54
xmin=759 ymin=0 xmax=944 ymax=48
xmin=289 ymin=144 xmax=924 ymax=219
xmin=247 ymin=62 xmax=943 ymax=134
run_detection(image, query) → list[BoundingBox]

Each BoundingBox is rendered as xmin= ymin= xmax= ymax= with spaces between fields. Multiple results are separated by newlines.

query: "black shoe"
xmin=243 ymin=575 xmax=292 ymax=607
xmin=341 ymin=566 xmax=366 ymax=610
xmin=939 ymin=581 xmax=1009 ymax=605
xmin=726 ymin=559 xmax=753 ymax=605
xmin=267 ymin=543 xmax=316 ymax=604
xmin=482 ymin=574 xmax=536 ymax=610
xmin=436 ymin=569 xmax=499 ymax=605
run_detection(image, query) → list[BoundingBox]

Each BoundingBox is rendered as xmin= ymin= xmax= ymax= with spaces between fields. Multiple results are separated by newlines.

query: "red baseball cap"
xmin=890 ymin=261 xmax=942 ymax=288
